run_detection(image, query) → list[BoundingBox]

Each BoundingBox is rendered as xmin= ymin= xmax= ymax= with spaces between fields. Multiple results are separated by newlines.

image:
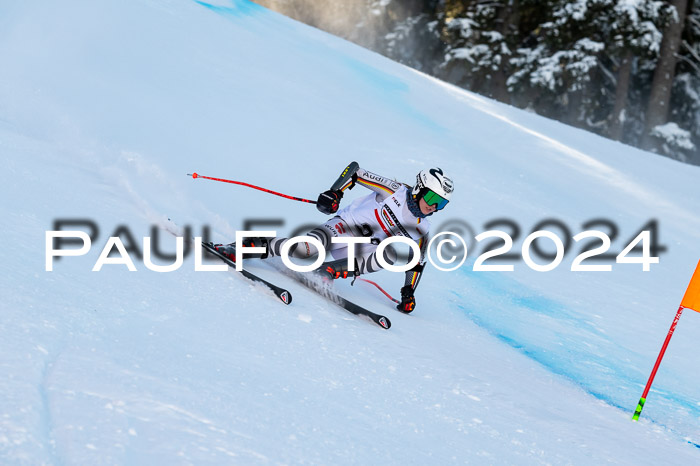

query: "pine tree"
xmin=506 ymin=0 xmax=672 ymax=139
xmin=668 ymin=0 xmax=700 ymax=163
xmin=508 ymin=0 xmax=613 ymax=125
xmin=253 ymin=0 xmax=699 ymax=164
xmin=642 ymin=0 xmax=689 ymax=153
xmin=607 ymin=1 xmax=671 ymax=141
xmin=379 ymin=0 xmax=444 ymax=73
xmin=437 ymin=0 xmax=529 ymax=103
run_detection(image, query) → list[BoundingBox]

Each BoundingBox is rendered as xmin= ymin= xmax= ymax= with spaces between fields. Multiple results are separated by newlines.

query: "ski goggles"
xmin=422 ymin=189 xmax=449 ymax=210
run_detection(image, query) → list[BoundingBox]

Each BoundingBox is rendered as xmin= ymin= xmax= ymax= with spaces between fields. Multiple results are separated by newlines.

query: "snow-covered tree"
xmin=669 ymin=1 xmax=700 ymax=163
xmin=437 ymin=0 xmax=530 ymax=102
xmin=504 ymin=0 xmax=677 ymax=150
xmin=642 ymin=0 xmax=689 ymax=153
xmin=378 ymin=0 xmax=444 ymax=73
xmin=254 ymin=0 xmax=699 ymax=165
xmin=606 ymin=0 xmax=670 ymax=141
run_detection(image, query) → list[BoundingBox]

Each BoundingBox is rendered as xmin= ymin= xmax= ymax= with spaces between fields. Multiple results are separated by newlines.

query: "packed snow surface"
xmin=2 ymin=0 xmax=700 ymax=464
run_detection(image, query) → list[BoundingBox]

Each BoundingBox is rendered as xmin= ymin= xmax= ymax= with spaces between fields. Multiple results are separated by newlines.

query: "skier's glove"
xmin=397 ymin=285 xmax=416 ymax=313
xmin=317 ymin=189 xmax=343 ymax=215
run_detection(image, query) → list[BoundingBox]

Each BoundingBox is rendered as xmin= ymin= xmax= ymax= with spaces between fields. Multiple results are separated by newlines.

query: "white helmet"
xmin=412 ymin=168 xmax=454 ymax=210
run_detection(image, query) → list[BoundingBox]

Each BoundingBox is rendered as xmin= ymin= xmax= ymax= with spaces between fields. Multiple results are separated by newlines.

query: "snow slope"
xmin=2 ymin=0 xmax=700 ymax=464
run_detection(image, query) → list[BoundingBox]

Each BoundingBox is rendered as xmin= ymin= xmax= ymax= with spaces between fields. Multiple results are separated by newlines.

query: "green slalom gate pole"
xmin=633 ymin=305 xmax=685 ymax=421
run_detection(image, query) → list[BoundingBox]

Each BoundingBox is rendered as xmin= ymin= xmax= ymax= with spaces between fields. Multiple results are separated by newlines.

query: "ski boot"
xmin=317 ymin=257 xmax=360 ymax=281
xmin=214 ymin=237 xmax=270 ymax=262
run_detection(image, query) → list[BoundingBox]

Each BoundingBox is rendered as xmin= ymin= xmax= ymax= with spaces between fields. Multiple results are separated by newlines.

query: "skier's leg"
xmin=267 ymin=216 xmax=354 ymax=259
xmin=321 ymin=242 xmax=397 ymax=279
xmin=215 ymin=222 xmax=334 ymax=261
xmin=357 ymin=244 xmax=397 ymax=274
xmin=216 ymin=217 xmax=361 ymax=266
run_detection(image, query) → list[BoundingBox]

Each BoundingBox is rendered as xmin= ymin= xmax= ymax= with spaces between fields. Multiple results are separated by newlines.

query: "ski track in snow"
xmin=38 ymin=345 xmax=65 ymax=466
xmin=453 ymin=268 xmax=700 ymax=449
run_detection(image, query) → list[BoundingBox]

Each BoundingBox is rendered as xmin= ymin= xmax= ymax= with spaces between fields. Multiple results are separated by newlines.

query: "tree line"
xmin=254 ymin=0 xmax=700 ymax=165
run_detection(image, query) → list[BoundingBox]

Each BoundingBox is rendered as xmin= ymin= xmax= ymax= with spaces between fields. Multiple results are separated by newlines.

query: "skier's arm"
xmin=397 ymin=235 xmax=428 ymax=313
xmin=317 ymin=163 xmax=359 ymax=215
xmin=317 ymin=165 xmax=399 ymax=214
xmin=341 ymin=168 xmax=400 ymax=198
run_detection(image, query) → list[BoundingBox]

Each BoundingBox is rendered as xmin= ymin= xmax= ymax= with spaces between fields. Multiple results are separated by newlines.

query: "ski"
xmin=282 ymin=268 xmax=391 ymax=329
xmin=162 ymin=219 xmax=386 ymax=326
xmin=201 ymin=241 xmax=292 ymax=305
xmin=336 ymin=294 xmax=391 ymax=330
xmin=160 ymin=218 xmax=292 ymax=305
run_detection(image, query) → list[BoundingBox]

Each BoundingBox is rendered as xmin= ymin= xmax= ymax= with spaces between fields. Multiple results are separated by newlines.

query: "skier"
xmin=215 ymin=165 xmax=453 ymax=313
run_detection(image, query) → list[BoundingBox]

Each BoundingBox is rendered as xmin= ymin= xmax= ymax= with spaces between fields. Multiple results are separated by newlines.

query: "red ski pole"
xmin=633 ymin=260 xmax=700 ymax=421
xmin=632 ymin=305 xmax=685 ymax=421
xmin=354 ymin=278 xmax=400 ymax=304
xmin=188 ymin=172 xmax=317 ymax=204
